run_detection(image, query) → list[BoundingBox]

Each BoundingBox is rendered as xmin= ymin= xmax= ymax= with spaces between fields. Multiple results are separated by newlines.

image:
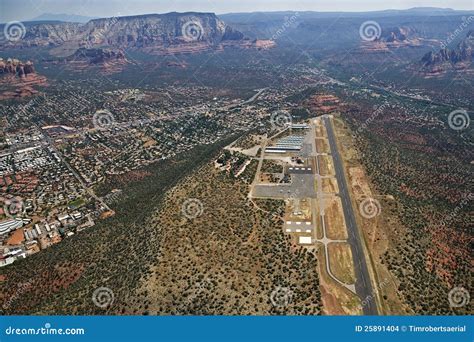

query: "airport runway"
xmin=323 ymin=116 xmax=378 ymax=315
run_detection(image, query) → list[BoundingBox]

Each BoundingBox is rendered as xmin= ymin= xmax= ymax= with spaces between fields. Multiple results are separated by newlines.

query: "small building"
xmin=71 ymin=212 xmax=82 ymax=220
xmin=58 ymin=214 xmax=70 ymax=221
xmin=291 ymin=124 xmax=310 ymax=129
xmin=298 ymin=236 xmax=312 ymax=245
xmin=0 ymin=219 xmax=24 ymax=236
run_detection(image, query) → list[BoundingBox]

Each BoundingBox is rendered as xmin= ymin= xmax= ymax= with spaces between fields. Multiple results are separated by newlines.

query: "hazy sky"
xmin=1 ymin=0 xmax=473 ymax=22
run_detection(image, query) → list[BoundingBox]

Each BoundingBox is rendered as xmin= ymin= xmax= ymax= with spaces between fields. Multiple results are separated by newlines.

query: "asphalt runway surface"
xmin=323 ymin=116 xmax=378 ymax=315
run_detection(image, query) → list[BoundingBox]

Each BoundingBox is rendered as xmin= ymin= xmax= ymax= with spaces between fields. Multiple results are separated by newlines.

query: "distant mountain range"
xmin=22 ymin=7 xmax=472 ymax=25
xmin=28 ymin=13 xmax=98 ymax=23
xmin=0 ymin=8 xmax=471 ymax=64
xmin=0 ymin=12 xmax=273 ymax=56
xmin=219 ymin=7 xmax=472 ymax=22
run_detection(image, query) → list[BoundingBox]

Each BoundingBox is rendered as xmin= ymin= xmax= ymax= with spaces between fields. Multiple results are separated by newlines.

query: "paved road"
xmin=222 ymin=88 xmax=267 ymax=110
xmin=323 ymin=116 xmax=378 ymax=315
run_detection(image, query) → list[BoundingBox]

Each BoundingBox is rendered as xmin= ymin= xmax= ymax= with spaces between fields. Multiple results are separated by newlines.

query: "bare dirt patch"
xmin=318 ymin=155 xmax=335 ymax=176
xmin=328 ymin=242 xmax=356 ymax=284
xmin=316 ymin=139 xmax=330 ymax=154
xmin=348 ymin=167 xmax=372 ymax=199
xmin=307 ymin=94 xmax=343 ymax=114
xmin=6 ymin=228 xmax=25 ymax=245
xmin=324 ymin=197 xmax=347 ymax=240
xmin=314 ymin=120 xmax=327 ymax=138
xmin=286 ymin=198 xmax=312 ymax=222
xmin=322 ymin=177 xmax=339 ymax=194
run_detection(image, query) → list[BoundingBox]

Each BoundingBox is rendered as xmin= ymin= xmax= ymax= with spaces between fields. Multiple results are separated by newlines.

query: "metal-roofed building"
xmin=0 ymin=219 xmax=24 ymax=236
xmin=265 ymin=135 xmax=305 ymax=153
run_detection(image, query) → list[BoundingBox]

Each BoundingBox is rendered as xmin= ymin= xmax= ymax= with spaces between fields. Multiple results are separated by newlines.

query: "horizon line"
xmin=16 ymin=6 xmax=474 ymax=23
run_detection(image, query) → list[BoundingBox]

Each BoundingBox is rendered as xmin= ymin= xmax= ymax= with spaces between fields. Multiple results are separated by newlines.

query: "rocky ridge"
xmin=420 ymin=30 xmax=473 ymax=76
xmin=1 ymin=12 xmax=274 ymax=55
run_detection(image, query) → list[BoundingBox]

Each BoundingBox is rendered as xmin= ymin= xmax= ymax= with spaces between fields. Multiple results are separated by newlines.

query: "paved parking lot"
xmin=252 ymin=173 xmax=316 ymax=198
